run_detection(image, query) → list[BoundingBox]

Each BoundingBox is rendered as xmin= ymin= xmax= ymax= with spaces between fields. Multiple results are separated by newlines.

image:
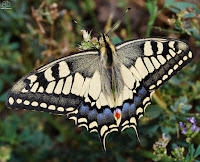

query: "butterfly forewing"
xmin=6 ymin=50 xmax=99 ymax=114
xmin=116 ymin=38 xmax=193 ymax=91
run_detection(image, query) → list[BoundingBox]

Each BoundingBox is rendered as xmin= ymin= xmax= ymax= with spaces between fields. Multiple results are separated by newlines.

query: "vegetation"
xmin=0 ymin=0 xmax=200 ymax=161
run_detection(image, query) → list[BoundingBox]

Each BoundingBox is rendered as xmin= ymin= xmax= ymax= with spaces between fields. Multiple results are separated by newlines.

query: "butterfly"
xmin=6 ymin=32 xmax=193 ymax=151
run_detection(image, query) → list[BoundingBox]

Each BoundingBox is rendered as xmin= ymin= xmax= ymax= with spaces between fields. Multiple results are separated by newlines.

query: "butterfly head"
xmin=98 ymin=33 xmax=115 ymax=68
xmin=98 ymin=34 xmax=109 ymax=45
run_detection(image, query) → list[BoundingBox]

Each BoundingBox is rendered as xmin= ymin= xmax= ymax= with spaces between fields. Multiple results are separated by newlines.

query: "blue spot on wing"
xmin=129 ymin=103 xmax=135 ymax=116
xmin=134 ymin=96 xmax=140 ymax=103
xmin=104 ymin=108 xmax=112 ymax=118
xmin=122 ymin=103 xmax=129 ymax=119
xmin=88 ymin=109 xmax=97 ymax=120
xmin=123 ymin=103 xmax=129 ymax=111
xmin=104 ymin=108 xmax=114 ymax=123
xmin=138 ymin=87 xmax=147 ymax=96
xmin=97 ymin=113 xmax=105 ymax=125
xmin=80 ymin=105 xmax=89 ymax=115
xmin=130 ymin=104 xmax=135 ymax=111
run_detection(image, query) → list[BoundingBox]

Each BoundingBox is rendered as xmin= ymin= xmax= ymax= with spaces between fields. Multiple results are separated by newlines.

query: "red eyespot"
xmin=114 ymin=109 xmax=121 ymax=120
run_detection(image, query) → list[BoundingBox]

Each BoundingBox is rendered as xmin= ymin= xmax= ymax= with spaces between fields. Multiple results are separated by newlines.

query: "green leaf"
xmin=161 ymin=126 xmax=171 ymax=139
xmin=167 ymin=6 xmax=180 ymax=13
xmin=186 ymin=151 xmax=190 ymax=161
xmin=187 ymin=28 xmax=199 ymax=35
xmin=194 ymin=145 xmax=200 ymax=158
xmin=146 ymin=0 xmax=158 ymax=16
xmin=0 ymin=80 xmax=3 ymax=93
xmin=171 ymin=2 xmax=199 ymax=13
xmin=170 ymin=96 xmax=192 ymax=113
xmin=184 ymin=13 xmax=196 ymax=18
xmin=189 ymin=144 xmax=195 ymax=158
xmin=181 ymin=104 xmax=192 ymax=112
xmin=196 ymin=106 xmax=200 ymax=113
xmin=18 ymin=128 xmax=32 ymax=142
xmin=112 ymin=36 xmax=122 ymax=45
xmin=172 ymin=143 xmax=178 ymax=150
xmin=146 ymin=0 xmax=154 ymax=15
xmin=164 ymin=0 xmax=175 ymax=7
xmin=145 ymin=105 xmax=163 ymax=119
xmin=179 ymin=96 xmax=187 ymax=104
xmin=144 ymin=125 xmax=159 ymax=138
xmin=169 ymin=76 xmax=181 ymax=85
xmin=65 ymin=1 xmax=79 ymax=10
xmin=0 ymin=91 xmax=8 ymax=102
xmin=116 ymin=154 xmax=126 ymax=162
xmin=9 ymin=42 xmax=19 ymax=50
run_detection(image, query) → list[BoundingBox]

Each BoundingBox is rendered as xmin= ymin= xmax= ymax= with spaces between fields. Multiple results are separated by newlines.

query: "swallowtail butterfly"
xmin=6 ymin=32 xmax=193 ymax=151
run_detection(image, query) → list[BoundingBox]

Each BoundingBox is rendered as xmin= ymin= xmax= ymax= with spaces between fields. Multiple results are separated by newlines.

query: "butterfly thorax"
xmin=99 ymin=34 xmax=115 ymax=68
xmin=98 ymin=34 xmax=123 ymax=105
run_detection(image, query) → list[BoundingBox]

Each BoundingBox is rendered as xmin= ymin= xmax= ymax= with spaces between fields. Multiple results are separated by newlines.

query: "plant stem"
xmin=152 ymin=92 xmax=168 ymax=110
xmin=49 ymin=22 xmax=54 ymax=55
xmin=146 ymin=0 xmax=158 ymax=37
xmin=189 ymin=143 xmax=193 ymax=161
xmin=85 ymin=0 xmax=100 ymax=32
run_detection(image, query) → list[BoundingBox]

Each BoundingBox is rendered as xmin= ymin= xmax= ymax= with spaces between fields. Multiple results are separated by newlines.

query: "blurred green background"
xmin=0 ymin=0 xmax=200 ymax=161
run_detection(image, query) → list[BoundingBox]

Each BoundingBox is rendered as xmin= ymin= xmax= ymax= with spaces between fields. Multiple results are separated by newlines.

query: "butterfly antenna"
xmin=73 ymin=19 xmax=101 ymax=35
xmin=73 ymin=20 xmax=85 ymax=29
xmin=106 ymin=8 xmax=131 ymax=35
